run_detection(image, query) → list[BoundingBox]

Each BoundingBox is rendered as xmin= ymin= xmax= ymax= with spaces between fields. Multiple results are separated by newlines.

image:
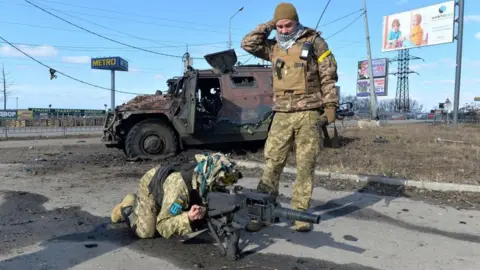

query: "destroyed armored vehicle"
xmin=102 ymin=49 xmax=352 ymax=160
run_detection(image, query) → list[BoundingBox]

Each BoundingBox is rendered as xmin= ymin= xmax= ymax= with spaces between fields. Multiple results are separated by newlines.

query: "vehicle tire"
xmin=124 ymin=119 xmax=178 ymax=160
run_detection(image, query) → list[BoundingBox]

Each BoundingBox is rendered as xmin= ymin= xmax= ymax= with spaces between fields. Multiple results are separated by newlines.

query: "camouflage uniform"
xmin=241 ymin=3 xmax=339 ymax=231
xmin=110 ymin=153 xmax=240 ymax=239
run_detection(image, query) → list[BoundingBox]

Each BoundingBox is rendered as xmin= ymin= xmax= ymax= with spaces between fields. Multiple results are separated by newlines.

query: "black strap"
xmin=148 ymin=161 xmax=197 ymax=206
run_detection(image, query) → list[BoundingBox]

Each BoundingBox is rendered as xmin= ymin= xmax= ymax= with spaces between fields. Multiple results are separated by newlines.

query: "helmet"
xmin=192 ymin=152 xmax=242 ymax=197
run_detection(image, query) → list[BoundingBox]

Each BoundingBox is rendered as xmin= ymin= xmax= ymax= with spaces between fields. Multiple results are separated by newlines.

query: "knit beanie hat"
xmin=273 ymin=2 xmax=299 ymax=22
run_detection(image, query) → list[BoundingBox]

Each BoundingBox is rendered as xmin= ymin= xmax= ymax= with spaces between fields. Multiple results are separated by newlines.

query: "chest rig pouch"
xmin=271 ymin=34 xmax=317 ymax=96
xmin=148 ymin=161 xmax=197 ymax=207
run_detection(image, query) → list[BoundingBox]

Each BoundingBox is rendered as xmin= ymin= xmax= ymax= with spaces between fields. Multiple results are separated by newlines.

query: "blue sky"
xmin=0 ymin=0 xmax=478 ymax=111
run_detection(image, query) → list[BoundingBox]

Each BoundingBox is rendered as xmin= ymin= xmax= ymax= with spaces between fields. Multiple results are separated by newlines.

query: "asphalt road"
xmin=0 ymin=137 xmax=478 ymax=269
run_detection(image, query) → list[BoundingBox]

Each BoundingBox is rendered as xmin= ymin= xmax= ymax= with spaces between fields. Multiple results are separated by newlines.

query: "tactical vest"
xmin=148 ymin=161 xmax=199 ymax=207
xmin=271 ymin=34 xmax=318 ymax=97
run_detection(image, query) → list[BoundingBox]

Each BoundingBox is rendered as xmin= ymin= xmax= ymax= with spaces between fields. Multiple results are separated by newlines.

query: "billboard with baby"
xmin=381 ymin=1 xmax=455 ymax=52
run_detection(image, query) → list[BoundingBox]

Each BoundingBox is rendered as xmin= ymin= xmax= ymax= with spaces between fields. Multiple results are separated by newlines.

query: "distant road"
xmin=1 ymin=120 xmax=436 ymax=139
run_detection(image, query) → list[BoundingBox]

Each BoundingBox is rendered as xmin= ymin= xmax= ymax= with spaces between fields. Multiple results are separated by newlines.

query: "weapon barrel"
xmin=273 ymin=207 xmax=321 ymax=224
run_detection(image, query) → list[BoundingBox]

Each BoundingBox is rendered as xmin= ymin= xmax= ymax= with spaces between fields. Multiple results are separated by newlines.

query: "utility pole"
xmin=361 ymin=0 xmax=378 ymax=120
xmin=229 ymin=7 xmax=244 ymax=49
xmin=1 ymin=64 xmax=13 ymax=110
xmin=452 ymin=0 xmax=465 ymax=128
xmin=2 ymin=65 xmax=6 ymax=110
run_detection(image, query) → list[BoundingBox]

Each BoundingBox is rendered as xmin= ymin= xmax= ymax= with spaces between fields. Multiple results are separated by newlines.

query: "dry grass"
xmin=245 ymin=123 xmax=480 ymax=184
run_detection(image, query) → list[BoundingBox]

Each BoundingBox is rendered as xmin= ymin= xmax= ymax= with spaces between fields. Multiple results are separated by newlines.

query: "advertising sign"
xmin=0 ymin=110 xmax=17 ymax=119
xmin=91 ymin=57 xmax=128 ymax=71
xmin=17 ymin=110 xmax=33 ymax=120
xmin=381 ymin=1 xmax=455 ymax=52
xmin=28 ymin=108 xmax=106 ymax=116
xmin=357 ymin=58 xmax=388 ymax=80
xmin=356 ymin=78 xmax=388 ymax=97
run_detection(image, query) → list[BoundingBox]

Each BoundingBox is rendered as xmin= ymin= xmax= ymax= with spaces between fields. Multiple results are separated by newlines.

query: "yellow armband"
xmin=317 ymin=50 xmax=331 ymax=63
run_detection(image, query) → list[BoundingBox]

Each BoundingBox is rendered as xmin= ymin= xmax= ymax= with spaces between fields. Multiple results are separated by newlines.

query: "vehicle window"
xmin=230 ymin=76 xmax=257 ymax=88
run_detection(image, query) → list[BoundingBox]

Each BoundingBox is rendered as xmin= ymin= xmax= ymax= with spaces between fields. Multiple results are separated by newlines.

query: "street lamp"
xmin=229 ymin=7 xmax=244 ymax=49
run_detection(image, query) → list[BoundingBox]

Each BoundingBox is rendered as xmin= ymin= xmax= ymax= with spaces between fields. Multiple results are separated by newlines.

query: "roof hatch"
xmin=204 ymin=49 xmax=238 ymax=73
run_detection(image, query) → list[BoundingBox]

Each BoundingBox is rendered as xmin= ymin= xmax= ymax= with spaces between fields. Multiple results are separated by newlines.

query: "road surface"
xmin=0 ymin=138 xmax=478 ymax=269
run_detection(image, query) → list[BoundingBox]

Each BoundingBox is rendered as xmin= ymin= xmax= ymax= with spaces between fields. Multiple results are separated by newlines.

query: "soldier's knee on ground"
xmin=111 ymin=193 xmax=136 ymax=223
xmin=134 ymin=226 xmax=156 ymax=239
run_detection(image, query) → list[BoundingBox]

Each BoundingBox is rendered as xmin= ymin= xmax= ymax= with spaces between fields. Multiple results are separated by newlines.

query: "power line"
xmin=26 ymin=1 xmax=244 ymax=37
xmin=24 ymin=0 xmax=204 ymax=59
xmin=0 ymin=20 xmax=240 ymax=47
xmin=0 ymin=41 xmax=230 ymax=52
xmin=0 ymin=56 xmax=167 ymax=73
xmin=319 ymin=9 xmax=364 ymax=28
xmin=324 ymin=13 xmax=363 ymax=40
xmin=2 ymin=0 xmax=247 ymax=35
xmin=0 ymin=35 xmax=147 ymax=95
xmin=315 ymin=0 xmax=332 ymax=30
xmin=40 ymin=3 xmax=177 ymax=48
xmin=19 ymin=0 xmax=249 ymax=32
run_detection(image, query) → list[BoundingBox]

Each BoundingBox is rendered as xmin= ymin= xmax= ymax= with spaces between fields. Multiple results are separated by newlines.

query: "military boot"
xmin=294 ymin=221 xmax=313 ymax=232
xmin=111 ymin=193 xmax=136 ymax=223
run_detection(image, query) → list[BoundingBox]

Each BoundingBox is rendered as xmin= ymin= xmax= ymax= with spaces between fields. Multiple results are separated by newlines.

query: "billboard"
xmin=381 ymin=1 xmax=455 ymax=52
xmin=356 ymin=78 xmax=388 ymax=97
xmin=0 ymin=110 xmax=17 ymax=120
xmin=357 ymin=58 xmax=388 ymax=80
xmin=356 ymin=58 xmax=389 ymax=97
xmin=91 ymin=57 xmax=128 ymax=71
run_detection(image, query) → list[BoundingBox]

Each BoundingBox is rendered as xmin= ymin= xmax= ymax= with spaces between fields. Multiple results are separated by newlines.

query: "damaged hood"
xmin=116 ymin=94 xmax=174 ymax=112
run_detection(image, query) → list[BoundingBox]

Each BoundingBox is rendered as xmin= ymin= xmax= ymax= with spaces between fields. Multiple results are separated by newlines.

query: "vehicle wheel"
xmin=124 ymin=119 xmax=178 ymax=160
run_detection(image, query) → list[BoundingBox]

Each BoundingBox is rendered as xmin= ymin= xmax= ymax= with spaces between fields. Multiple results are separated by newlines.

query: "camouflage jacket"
xmin=241 ymin=22 xmax=339 ymax=112
xmin=139 ymin=168 xmax=203 ymax=239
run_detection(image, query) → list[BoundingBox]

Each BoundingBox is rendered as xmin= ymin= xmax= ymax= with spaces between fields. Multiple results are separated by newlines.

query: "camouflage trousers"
xmin=258 ymin=110 xmax=321 ymax=210
xmin=124 ymin=168 xmax=161 ymax=239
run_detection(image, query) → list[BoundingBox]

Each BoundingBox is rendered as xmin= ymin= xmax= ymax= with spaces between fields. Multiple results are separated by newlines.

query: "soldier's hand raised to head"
xmin=188 ymin=205 xmax=206 ymax=221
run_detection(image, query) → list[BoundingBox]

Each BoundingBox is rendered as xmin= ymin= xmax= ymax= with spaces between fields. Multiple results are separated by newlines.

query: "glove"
xmin=267 ymin=19 xmax=277 ymax=29
xmin=321 ymin=104 xmax=337 ymax=125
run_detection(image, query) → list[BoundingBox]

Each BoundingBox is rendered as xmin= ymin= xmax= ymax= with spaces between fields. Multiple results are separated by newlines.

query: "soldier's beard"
xmin=276 ymin=23 xmax=304 ymax=50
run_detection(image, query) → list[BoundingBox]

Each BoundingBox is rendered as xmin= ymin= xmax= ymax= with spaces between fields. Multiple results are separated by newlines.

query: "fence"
xmin=1 ymin=112 xmax=478 ymax=140
xmin=0 ymin=115 xmax=106 ymax=139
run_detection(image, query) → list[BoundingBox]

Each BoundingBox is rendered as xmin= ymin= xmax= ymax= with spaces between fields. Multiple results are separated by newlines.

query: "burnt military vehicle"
xmin=102 ymin=49 xmax=353 ymax=160
xmin=102 ymin=49 xmax=276 ymax=160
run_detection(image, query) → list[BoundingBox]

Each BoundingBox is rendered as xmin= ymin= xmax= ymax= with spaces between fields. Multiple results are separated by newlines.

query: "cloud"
xmin=154 ymin=74 xmax=165 ymax=80
xmin=409 ymin=62 xmax=438 ymax=71
xmin=61 ymin=56 xmax=91 ymax=64
xmin=423 ymin=79 xmax=454 ymax=85
xmin=465 ymin=15 xmax=480 ymax=23
xmin=0 ymin=45 xmax=58 ymax=57
xmin=475 ymin=32 xmax=480 ymax=40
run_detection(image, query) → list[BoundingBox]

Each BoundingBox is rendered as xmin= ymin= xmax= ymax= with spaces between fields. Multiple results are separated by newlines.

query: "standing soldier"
xmin=241 ymin=2 xmax=339 ymax=232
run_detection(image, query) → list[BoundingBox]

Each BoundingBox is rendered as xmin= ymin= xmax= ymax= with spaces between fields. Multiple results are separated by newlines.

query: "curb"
xmin=234 ymin=160 xmax=480 ymax=193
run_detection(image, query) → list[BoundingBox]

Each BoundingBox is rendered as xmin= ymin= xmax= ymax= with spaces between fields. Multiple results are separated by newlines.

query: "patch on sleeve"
xmin=169 ymin=202 xmax=183 ymax=216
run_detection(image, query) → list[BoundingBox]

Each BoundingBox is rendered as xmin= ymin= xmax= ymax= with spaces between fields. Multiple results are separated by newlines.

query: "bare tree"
xmin=339 ymin=94 xmax=425 ymax=115
xmin=1 ymin=64 xmax=14 ymax=110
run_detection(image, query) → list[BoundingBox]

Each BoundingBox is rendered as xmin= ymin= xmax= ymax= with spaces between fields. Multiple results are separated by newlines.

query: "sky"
xmin=0 ymin=0 xmax=479 ymax=111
